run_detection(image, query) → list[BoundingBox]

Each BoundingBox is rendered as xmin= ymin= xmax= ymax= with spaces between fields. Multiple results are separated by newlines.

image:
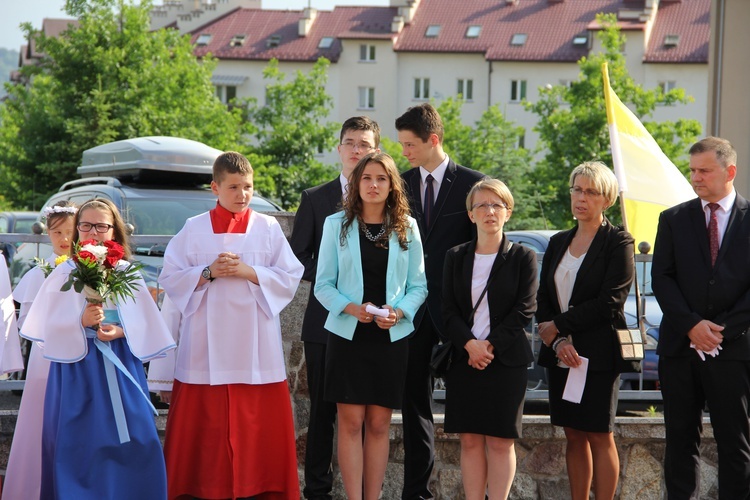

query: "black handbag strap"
xmin=468 ymin=239 xmax=510 ymax=324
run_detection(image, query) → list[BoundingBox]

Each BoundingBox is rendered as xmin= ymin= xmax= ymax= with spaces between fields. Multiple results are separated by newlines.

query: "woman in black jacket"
xmin=537 ymin=161 xmax=638 ymax=500
xmin=442 ymin=178 xmax=538 ymax=500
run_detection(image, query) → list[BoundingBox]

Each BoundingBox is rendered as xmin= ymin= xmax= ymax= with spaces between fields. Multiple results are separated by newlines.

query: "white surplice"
xmin=0 ymin=257 xmax=22 ymax=374
xmin=154 ymin=211 xmax=303 ymax=386
xmin=20 ymin=259 xmax=176 ymax=362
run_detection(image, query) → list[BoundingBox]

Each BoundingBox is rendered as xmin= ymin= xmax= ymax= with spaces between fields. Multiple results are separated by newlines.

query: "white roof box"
xmin=77 ymin=136 xmax=222 ymax=184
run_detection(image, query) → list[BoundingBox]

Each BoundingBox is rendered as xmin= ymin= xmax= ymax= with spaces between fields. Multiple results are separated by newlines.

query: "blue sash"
xmin=86 ymin=311 xmax=156 ymax=444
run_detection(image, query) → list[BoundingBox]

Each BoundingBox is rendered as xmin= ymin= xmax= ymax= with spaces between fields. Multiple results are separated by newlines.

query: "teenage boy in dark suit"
xmin=396 ymin=103 xmax=484 ymax=500
xmin=291 ymin=116 xmax=381 ymax=500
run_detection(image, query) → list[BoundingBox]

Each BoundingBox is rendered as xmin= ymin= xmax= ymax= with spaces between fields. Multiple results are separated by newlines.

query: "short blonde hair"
xmin=569 ymin=161 xmax=619 ymax=208
xmin=466 ymin=178 xmax=513 ymax=212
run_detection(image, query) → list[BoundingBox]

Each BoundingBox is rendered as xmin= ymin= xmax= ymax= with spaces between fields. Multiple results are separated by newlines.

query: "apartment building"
xmin=154 ymin=0 xmax=709 ymax=155
xmin=14 ymin=1 xmax=712 ymax=174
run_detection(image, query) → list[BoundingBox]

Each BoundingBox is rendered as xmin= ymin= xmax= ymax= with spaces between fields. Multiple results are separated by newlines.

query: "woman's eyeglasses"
xmin=569 ymin=187 xmax=602 ymax=198
xmin=471 ymin=202 xmax=508 ymax=213
xmin=77 ymin=222 xmax=114 ymax=233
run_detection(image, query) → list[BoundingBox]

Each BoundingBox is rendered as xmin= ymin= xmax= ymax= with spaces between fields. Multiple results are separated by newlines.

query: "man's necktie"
xmin=424 ymin=174 xmax=435 ymax=228
xmin=708 ymin=202 xmax=720 ymax=266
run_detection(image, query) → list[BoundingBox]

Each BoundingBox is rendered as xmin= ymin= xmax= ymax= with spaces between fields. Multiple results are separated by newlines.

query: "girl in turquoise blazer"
xmin=313 ymin=152 xmax=427 ymax=500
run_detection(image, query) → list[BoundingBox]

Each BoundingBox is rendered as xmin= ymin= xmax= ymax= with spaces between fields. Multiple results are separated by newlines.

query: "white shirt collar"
xmin=419 ymin=155 xmax=449 ymax=185
xmin=701 ymin=189 xmax=736 ymax=213
xmin=339 ymin=172 xmax=349 ymax=197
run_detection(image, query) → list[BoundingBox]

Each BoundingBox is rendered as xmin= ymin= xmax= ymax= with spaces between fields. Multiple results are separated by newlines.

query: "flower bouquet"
xmin=60 ymin=239 xmax=143 ymax=305
xmin=34 ymin=254 xmax=69 ymax=278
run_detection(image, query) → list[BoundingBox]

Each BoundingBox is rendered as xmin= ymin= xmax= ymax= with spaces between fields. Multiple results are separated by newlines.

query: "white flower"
xmin=80 ymin=243 xmax=109 ymax=263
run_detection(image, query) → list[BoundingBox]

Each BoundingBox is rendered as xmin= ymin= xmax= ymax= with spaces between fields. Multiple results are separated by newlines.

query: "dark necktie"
xmin=708 ymin=202 xmax=720 ymax=267
xmin=424 ymin=174 xmax=435 ymax=228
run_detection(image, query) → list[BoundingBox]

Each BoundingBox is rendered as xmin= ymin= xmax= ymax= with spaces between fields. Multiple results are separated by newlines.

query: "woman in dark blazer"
xmin=442 ymin=178 xmax=538 ymax=500
xmin=536 ymin=161 xmax=637 ymax=500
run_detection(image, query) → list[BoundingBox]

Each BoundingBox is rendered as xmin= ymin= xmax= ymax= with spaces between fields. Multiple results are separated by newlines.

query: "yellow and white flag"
xmin=602 ymin=62 xmax=695 ymax=248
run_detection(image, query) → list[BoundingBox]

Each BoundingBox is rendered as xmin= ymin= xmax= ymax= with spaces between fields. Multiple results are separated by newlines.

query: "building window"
xmin=425 ymin=25 xmax=441 ymax=38
xmin=358 ymin=87 xmax=375 ymax=109
xmin=659 ymin=81 xmax=676 ymax=93
xmin=266 ymin=35 xmax=282 ymax=48
xmin=216 ymin=85 xmax=237 ymax=104
xmin=196 ymin=33 xmax=212 ymax=46
xmin=457 ymin=78 xmax=473 ymax=100
xmin=414 ymin=78 xmax=430 ymax=100
xmin=510 ymin=80 xmax=527 ymax=102
xmin=319 ymin=37 xmax=334 ymax=49
xmin=229 ymin=35 xmax=246 ymax=47
xmin=510 ymin=33 xmax=527 ymax=46
xmin=518 ymin=131 xmax=526 ymax=149
xmin=359 ymin=44 xmax=376 ymax=62
xmin=664 ymin=34 xmax=680 ymax=47
xmin=466 ymin=26 xmax=481 ymax=38
xmin=559 ymin=79 xmax=572 ymax=88
xmin=573 ymin=34 xmax=588 ymax=46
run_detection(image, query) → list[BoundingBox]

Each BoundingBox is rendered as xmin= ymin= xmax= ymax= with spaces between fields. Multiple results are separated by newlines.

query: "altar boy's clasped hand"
xmin=207 ymin=252 xmax=259 ymax=285
xmin=210 ymin=252 xmax=241 ymax=277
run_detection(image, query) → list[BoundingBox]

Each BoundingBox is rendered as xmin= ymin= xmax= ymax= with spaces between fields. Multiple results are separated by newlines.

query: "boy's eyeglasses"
xmin=77 ymin=222 xmax=114 ymax=233
xmin=340 ymin=141 xmax=375 ymax=152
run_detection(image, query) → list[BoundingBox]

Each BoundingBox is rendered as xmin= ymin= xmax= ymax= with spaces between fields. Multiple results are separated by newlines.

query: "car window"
xmin=124 ymin=198 xmax=217 ymax=235
xmin=0 ymin=216 xmax=8 ymax=233
xmin=14 ymin=218 xmax=37 ymax=234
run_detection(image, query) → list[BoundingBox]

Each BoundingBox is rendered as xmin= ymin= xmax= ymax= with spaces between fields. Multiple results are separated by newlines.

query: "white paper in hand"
xmin=365 ymin=304 xmax=390 ymax=318
xmin=562 ymin=356 xmax=589 ymax=404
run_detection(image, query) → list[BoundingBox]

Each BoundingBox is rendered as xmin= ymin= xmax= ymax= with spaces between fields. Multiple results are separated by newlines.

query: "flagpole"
xmin=602 ymin=62 xmax=642 ymax=335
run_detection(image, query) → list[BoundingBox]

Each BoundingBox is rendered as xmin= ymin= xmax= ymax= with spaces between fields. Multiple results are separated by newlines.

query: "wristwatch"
xmin=201 ymin=266 xmax=214 ymax=282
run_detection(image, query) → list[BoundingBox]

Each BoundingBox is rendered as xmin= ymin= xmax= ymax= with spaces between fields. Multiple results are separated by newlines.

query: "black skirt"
xmin=444 ymin=355 xmax=528 ymax=438
xmin=323 ymin=224 xmax=409 ymax=409
xmin=324 ymin=326 xmax=409 ymax=409
xmin=547 ymin=366 xmax=620 ymax=432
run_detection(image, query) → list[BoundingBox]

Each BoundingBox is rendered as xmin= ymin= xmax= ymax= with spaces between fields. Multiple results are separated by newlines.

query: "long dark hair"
xmin=74 ymin=198 xmax=132 ymax=260
xmin=341 ymin=152 xmax=411 ymax=250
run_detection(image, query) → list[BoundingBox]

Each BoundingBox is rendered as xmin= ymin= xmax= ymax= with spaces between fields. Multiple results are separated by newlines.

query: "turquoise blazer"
xmin=314 ymin=212 xmax=428 ymax=342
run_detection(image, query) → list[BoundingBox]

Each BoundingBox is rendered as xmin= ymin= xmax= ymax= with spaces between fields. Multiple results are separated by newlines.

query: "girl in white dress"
xmin=2 ymin=201 xmax=77 ymax=500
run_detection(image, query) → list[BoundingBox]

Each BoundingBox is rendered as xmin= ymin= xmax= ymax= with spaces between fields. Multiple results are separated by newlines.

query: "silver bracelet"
xmin=552 ymin=336 xmax=568 ymax=353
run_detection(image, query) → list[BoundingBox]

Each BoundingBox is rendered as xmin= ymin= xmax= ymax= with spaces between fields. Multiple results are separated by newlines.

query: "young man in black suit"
xmin=396 ymin=103 xmax=484 ymax=499
xmin=652 ymin=136 xmax=750 ymax=499
xmin=290 ymin=116 xmax=380 ymax=500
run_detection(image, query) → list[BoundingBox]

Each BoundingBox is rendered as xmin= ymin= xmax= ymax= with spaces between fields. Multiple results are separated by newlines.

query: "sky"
xmin=0 ymin=0 xmax=390 ymax=51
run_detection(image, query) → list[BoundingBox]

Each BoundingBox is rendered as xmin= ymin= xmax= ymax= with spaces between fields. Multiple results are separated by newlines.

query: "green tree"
xmin=526 ymin=13 xmax=701 ymax=229
xmin=436 ymin=97 xmax=551 ymax=229
xmin=0 ymin=0 xmax=240 ymax=208
xmin=238 ymin=58 xmax=339 ymax=210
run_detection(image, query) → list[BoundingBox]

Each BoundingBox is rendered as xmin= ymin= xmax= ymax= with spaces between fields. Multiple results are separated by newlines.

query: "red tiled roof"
xmin=29 ymin=19 xmax=79 ymax=59
xmin=191 ymin=6 xmax=397 ymax=63
xmin=394 ymin=0 xmax=624 ymax=61
xmin=644 ymin=0 xmax=709 ymax=63
xmin=393 ymin=0 xmax=704 ymax=63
